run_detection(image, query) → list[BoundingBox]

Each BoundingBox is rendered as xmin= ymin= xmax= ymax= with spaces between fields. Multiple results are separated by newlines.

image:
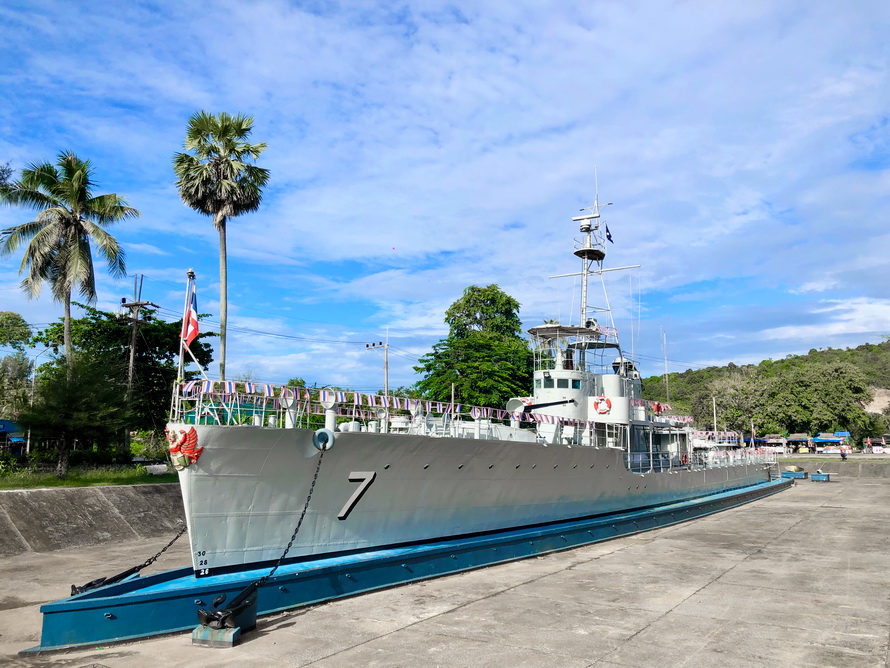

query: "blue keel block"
xmin=192 ymin=624 xmax=242 ymax=648
xmin=811 ymin=473 xmax=831 ymax=482
xmin=781 ymin=471 xmax=808 ymax=479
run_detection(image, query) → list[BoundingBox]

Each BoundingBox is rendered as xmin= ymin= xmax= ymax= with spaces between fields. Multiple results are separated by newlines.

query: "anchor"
xmin=193 ymin=582 xmax=259 ymax=647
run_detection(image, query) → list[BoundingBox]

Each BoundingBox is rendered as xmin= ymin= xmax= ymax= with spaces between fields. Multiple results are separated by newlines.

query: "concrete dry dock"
xmin=3 ymin=472 xmax=888 ymax=667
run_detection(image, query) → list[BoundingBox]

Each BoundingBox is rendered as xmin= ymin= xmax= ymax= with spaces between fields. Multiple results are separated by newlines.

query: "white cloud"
xmin=1 ymin=0 xmax=889 ymax=388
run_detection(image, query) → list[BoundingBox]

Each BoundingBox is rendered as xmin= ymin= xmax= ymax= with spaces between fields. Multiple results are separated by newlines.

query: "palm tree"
xmin=0 ymin=152 xmax=138 ymax=364
xmin=173 ymin=112 xmax=269 ymax=381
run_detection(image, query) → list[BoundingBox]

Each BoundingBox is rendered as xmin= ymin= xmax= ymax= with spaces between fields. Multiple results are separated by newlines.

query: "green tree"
xmin=0 ymin=152 xmax=138 ymax=364
xmin=173 ymin=112 xmax=270 ymax=381
xmin=0 ymin=351 xmax=30 ymax=418
xmin=756 ymin=362 xmax=871 ymax=437
xmin=18 ymin=352 xmax=131 ymax=477
xmin=691 ymin=369 xmax=761 ymax=432
xmin=33 ymin=305 xmax=213 ymax=432
xmin=0 ymin=311 xmax=31 ymax=350
xmin=415 ymin=284 xmax=532 ymax=407
xmin=445 ymin=285 xmax=524 ymax=339
xmin=0 ymin=161 xmax=11 ymax=187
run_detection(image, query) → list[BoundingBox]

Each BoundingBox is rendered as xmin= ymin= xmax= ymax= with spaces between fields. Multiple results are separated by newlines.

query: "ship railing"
xmin=695 ymin=449 xmax=777 ymax=469
xmin=627 ymin=448 xmax=777 ymax=474
xmin=169 ymin=383 xmax=578 ymax=436
xmin=169 ymin=383 xmax=640 ymax=446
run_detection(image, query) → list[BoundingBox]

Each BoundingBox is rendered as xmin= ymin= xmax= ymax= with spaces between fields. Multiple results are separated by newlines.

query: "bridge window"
xmin=571 ymin=379 xmax=581 ymax=389
xmin=557 ymin=379 xmax=568 ymax=388
xmin=543 ymin=377 xmax=554 ymax=388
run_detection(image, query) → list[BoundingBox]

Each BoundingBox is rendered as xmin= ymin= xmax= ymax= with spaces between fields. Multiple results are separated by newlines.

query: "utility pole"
xmin=120 ymin=274 xmax=158 ymax=451
xmin=365 ymin=340 xmax=389 ymax=400
xmin=366 ymin=339 xmax=389 ymax=434
xmin=712 ymin=396 xmax=717 ymax=432
xmin=121 ymin=274 xmax=158 ymax=394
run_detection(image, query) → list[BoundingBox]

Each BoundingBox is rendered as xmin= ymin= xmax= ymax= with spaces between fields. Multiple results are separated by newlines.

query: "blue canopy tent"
xmin=0 ymin=419 xmax=25 ymax=455
xmin=812 ymin=432 xmax=851 ymax=453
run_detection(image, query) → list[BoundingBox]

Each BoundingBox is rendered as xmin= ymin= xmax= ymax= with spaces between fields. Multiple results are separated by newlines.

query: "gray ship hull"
xmin=174 ymin=423 xmax=770 ymax=574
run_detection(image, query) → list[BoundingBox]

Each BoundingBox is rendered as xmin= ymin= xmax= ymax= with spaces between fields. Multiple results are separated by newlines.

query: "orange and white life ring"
xmin=593 ymin=396 xmax=612 ymax=414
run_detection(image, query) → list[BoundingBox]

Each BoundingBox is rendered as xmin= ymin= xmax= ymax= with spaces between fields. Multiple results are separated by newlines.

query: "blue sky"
xmin=1 ymin=0 xmax=889 ymax=392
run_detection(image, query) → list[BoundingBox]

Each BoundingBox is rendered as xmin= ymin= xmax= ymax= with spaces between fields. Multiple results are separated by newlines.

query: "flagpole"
xmin=170 ymin=269 xmax=195 ymax=422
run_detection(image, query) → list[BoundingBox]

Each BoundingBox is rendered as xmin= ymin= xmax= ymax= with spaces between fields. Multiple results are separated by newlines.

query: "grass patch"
xmin=0 ymin=466 xmax=178 ymax=489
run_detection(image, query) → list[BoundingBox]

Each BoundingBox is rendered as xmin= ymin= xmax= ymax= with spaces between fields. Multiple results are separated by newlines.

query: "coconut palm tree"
xmin=0 ymin=152 xmax=138 ymax=364
xmin=173 ymin=111 xmax=269 ymax=381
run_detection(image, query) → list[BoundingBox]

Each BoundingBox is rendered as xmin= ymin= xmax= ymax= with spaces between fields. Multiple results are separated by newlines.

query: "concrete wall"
xmin=0 ymin=484 xmax=184 ymax=557
xmin=781 ymin=459 xmax=890 ymax=479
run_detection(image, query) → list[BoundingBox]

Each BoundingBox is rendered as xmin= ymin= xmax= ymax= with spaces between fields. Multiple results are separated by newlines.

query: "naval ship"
xmin=166 ymin=201 xmax=777 ymax=577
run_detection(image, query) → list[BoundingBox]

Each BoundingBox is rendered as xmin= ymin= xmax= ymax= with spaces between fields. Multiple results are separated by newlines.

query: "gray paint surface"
xmin=178 ymin=424 xmax=771 ymax=572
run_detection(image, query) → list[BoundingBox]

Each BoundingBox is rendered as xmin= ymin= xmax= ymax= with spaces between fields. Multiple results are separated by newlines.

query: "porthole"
xmin=532 ymin=464 xmax=537 ymax=469
xmin=423 ymin=465 xmax=429 ymax=470
xmin=553 ymin=464 xmax=558 ymax=469
xmin=515 ymin=464 xmax=520 ymax=469
xmin=488 ymin=464 xmax=494 ymax=469
xmin=458 ymin=465 xmax=464 ymax=470
xmin=384 ymin=464 xmax=390 ymax=470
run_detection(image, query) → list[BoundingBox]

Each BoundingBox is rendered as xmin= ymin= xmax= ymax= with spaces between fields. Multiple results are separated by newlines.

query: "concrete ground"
xmin=2 ymin=474 xmax=888 ymax=667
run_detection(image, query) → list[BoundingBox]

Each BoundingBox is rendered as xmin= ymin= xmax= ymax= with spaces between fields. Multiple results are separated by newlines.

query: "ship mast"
xmin=572 ymin=195 xmax=610 ymax=327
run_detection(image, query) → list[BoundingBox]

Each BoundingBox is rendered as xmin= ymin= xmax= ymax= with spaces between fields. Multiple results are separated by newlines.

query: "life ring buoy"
xmin=593 ymin=396 xmax=612 ymax=414
xmin=681 ymin=453 xmax=688 ymax=465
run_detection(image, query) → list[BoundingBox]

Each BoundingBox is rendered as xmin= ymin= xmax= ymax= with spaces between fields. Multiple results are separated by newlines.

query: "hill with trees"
xmin=641 ymin=340 xmax=890 ymax=439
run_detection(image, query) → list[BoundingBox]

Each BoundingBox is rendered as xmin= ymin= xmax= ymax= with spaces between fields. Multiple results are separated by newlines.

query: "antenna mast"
xmin=571 ymin=194 xmax=609 ymax=326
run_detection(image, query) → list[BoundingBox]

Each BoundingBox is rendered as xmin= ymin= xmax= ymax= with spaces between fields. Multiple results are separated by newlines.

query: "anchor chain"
xmin=71 ymin=522 xmax=188 ymax=596
xmin=197 ymin=448 xmax=326 ymax=629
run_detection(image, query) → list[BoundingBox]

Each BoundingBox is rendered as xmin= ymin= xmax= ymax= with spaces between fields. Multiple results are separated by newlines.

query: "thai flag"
xmin=201 ymin=380 xmax=214 ymax=394
xmin=262 ymin=384 xmax=274 ymax=397
xmin=336 ymin=391 xmax=346 ymax=403
xmin=223 ymin=381 xmax=235 ymax=395
xmin=244 ymin=382 xmax=255 ymax=394
xmin=182 ymin=380 xmax=197 ymax=395
xmin=181 ymin=282 xmax=199 ymax=348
